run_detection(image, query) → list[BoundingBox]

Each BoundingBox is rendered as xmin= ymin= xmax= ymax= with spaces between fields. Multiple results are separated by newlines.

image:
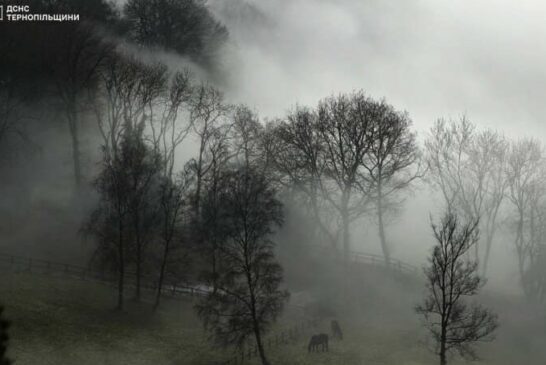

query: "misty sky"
xmin=216 ymin=0 xmax=546 ymax=140
xmin=208 ymin=0 xmax=546 ymax=291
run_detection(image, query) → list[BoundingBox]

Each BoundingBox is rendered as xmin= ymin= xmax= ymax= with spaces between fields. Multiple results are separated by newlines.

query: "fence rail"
xmin=307 ymin=245 xmax=419 ymax=275
xmin=0 ymin=253 xmax=209 ymax=298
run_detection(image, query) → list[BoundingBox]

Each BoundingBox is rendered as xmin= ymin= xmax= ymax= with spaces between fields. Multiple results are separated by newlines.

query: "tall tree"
xmin=124 ymin=125 xmax=163 ymax=301
xmin=86 ymin=131 xmax=133 ymax=310
xmin=505 ymin=138 xmax=546 ymax=297
xmin=364 ymin=102 xmax=421 ymax=264
xmin=269 ymin=107 xmax=338 ymax=248
xmin=48 ymin=23 xmax=114 ymax=188
xmin=315 ymin=92 xmax=379 ymax=267
xmin=147 ymin=70 xmax=194 ymax=309
xmin=186 ymin=84 xmax=231 ymax=217
xmin=196 ymin=167 xmax=288 ymax=365
xmin=89 ymin=54 xmax=168 ymax=309
xmin=416 ymin=211 xmax=498 ymax=365
xmin=425 ymin=117 xmax=508 ymax=274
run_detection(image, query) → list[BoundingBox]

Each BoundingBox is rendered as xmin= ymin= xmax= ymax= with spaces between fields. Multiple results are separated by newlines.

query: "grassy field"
xmin=0 ymin=267 xmax=544 ymax=365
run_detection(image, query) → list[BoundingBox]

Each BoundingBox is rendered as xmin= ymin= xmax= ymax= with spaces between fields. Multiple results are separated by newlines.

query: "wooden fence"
xmin=0 ymin=253 xmax=209 ymax=298
xmin=306 ymin=245 xmax=419 ymax=276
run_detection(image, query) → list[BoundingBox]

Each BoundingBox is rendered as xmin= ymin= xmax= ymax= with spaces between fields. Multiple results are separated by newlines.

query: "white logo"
xmin=0 ymin=6 xmax=3 ymax=21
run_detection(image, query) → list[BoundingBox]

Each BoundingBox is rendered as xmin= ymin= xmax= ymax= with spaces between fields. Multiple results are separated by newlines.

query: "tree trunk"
xmin=154 ymin=237 xmax=171 ymax=309
xmin=117 ymin=222 xmax=125 ymax=311
xmin=341 ymin=194 xmax=350 ymax=269
xmin=135 ymin=239 xmax=142 ymax=301
xmin=194 ymin=137 xmax=206 ymax=217
xmin=515 ymin=209 xmax=528 ymax=296
xmin=211 ymin=246 xmax=218 ymax=293
xmin=482 ymin=232 xmax=494 ymax=277
xmin=340 ymin=192 xmax=351 ymax=306
xmin=252 ymin=318 xmax=270 ymax=365
xmin=440 ymin=323 xmax=447 ymax=365
xmin=67 ymin=107 xmax=82 ymax=188
xmin=377 ymin=182 xmax=391 ymax=265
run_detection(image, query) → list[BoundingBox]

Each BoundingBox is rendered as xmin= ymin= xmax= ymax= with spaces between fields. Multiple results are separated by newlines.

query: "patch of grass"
xmin=0 ymin=270 xmax=230 ymax=365
xmin=1 ymin=268 xmax=544 ymax=364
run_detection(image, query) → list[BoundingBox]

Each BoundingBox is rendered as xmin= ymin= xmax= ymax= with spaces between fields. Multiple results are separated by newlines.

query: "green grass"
xmin=1 ymin=268 xmax=544 ymax=364
xmin=1 ymin=270 xmax=230 ymax=365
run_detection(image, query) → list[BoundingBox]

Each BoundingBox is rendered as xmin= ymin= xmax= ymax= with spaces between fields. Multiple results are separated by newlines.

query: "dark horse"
xmin=331 ymin=320 xmax=343 ymax=340
xmin=308 ymin=333 xmax=329 ymax=352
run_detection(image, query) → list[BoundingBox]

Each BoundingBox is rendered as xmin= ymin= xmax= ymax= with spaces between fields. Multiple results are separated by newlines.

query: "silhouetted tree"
xmin=416 ymin=211 xmax=498 ymax=365
xmin=196 ymin=167 xmax=288 ymax=365
xmin=505 ymin=138 xmax=546 ymax=297
xmin=124 ymin=0 xmax=228 ymax=67
xmin=364 ymin=101 xmax=422 ymax=264
xmin=186 ymin=84 xmax=231 ymax=217
xmin=0 ymin=0 xmax=117 ymax=186
xmin=269 ymin=107 xmax=338 ymax=247
xmin=147 ymin=70 xmax=194 ymax=309
xmin=273 ymin=92 xmax=396 ymax=268
xmin=425 ymin=117 xmax=508 ymax=275
xmin=124 ymin=125 xmax=163 ymax=301
xmin=195 ymin=126 xmax=232 ymax=292
xmin=86 ymin=122 xmax=162 ymax=309
xmin=48 ymin=24 xmax=114 ymax=188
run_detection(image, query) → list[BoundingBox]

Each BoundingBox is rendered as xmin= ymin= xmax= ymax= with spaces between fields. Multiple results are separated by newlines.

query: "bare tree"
xmin=425 ymin=117 xmax=508 ymax=274
xmin=364 ymin=102 xmax=422 ymax=264
xmin=48 ymin=23 xmax=114 ymax=188
xmin=86 ymin=129 xmax=137 ymax=310
xmin=269 ymin=107 xmax=339 ymax=248
xmin=315 ymin=92 xmax=379 ymax=267
xmin=416 ymin=211 xmax=498 ymax=365
xmin=231 ymin=105 xmax=264 ymax=168
xmin=187 ymin=83 xmax=231 ymax=216
xmin=154 ymin=173 xmax=189 ymax=309
xmin=271 ymin=92 xmax=391 ymax=268
xmin=146 ymin=70 xmax=194 ymax=308
xmin=505 ymin=138 xmax=546 ymax=297
xmin=196 ymin=167 xmax=288 ymax=365
xmin=195 ymin=124 xmax=234 ymax=292
xmin=124 ymin=124 xmax=163 ymax=301
xmin=90 ymin=53 xmax=169 ymax=308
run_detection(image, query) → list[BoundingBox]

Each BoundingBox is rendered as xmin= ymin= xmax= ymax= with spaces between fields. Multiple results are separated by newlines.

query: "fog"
xmin=217 ymin=0 xmax=546 ymax=137
xmin=2 ymin=1 xmax=546 ymax=364
xmin=209 ymin=0 xmax=546 ymax=293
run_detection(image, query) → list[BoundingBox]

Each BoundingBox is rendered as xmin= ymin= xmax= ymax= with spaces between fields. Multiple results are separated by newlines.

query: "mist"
xmin=1 ymin=1 xmax=546 ymax=364
xmin=209 ymin=0 xmax=546 ymax=292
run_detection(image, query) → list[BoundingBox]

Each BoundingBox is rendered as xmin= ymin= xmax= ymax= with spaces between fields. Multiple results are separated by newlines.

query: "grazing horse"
xmin=308 ymin=333 xmax=329 ymax=352
xmin=331 ymin=320 xmax=343 ymax=340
